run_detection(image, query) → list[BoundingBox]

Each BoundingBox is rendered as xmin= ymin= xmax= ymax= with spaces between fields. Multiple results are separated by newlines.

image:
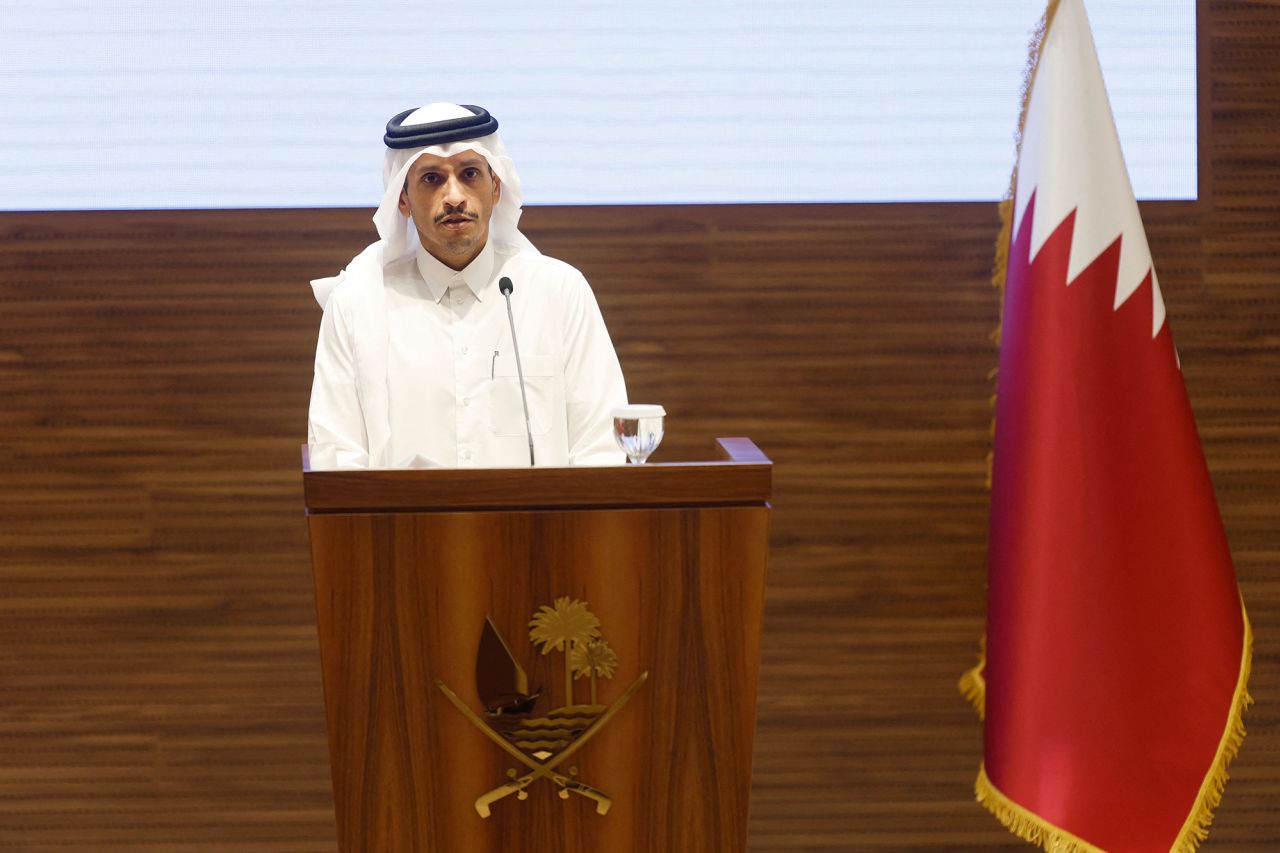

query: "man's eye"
xmin=463 ymin=168 xmax=480 ymax=179
xmin=422 ymin=173 xmax=440 ymax=184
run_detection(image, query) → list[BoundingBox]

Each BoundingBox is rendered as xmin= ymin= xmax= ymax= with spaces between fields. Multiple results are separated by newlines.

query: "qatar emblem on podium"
xmin=437 ymin=597 xmax=648 ymax=818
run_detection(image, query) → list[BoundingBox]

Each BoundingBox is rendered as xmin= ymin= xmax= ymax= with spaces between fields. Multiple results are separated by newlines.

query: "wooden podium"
xmin=302 ymin=438 xmax=771 ymax=853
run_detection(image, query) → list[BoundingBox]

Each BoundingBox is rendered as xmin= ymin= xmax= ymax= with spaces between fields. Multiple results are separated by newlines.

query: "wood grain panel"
xmin=2 ymin=2 xmax=1279 ymax=847
xmin=307 ymin=505 xmax=768 ymax=853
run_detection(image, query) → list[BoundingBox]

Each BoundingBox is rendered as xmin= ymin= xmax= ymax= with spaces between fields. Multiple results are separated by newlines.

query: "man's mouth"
xmin=438 ymin=213 xmax=476 ymax=228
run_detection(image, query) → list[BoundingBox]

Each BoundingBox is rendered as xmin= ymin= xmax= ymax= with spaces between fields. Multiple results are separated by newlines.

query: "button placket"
xmin=455 ymin=281 xmax=481 ymax=467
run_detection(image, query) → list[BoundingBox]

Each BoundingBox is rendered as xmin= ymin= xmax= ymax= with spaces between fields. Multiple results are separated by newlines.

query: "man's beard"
xmin=442 ymin=233 xmax=479 ymax=255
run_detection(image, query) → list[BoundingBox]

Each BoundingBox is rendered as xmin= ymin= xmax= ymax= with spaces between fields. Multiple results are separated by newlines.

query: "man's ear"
xmin=398 ymin=185 xmax=410 ymax=217
xmin=492 ymin=173 xmax=502 ymax=205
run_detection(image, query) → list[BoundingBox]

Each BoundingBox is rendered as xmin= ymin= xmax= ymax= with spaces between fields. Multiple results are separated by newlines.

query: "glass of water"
xmin=611 ymin=404 xmax=666 ymax=464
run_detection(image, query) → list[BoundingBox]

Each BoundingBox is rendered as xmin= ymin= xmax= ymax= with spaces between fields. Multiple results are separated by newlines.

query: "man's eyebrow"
xmin=410 ymin=157 xmax=487 ymax=174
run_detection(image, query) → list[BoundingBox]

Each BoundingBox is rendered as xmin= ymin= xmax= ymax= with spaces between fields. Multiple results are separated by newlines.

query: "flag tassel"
xmin=958 ymin=647 xmax=986 ymax=719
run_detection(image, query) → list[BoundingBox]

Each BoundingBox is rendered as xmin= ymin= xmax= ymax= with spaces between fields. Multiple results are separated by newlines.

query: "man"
xmin=307 ymin=103 xmax=628 ymax=469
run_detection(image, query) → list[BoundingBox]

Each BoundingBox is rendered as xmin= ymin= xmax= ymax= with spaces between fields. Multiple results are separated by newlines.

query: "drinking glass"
xmin=611 ymin=404 xmax=666 ymax=464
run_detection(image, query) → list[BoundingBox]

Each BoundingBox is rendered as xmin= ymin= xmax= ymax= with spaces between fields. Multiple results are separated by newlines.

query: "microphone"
xmin=499 ymin=276 xmax=535 ymax=466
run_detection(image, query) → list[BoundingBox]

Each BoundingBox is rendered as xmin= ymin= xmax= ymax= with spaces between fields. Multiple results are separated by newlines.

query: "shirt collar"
xmin=414 ymin=237 xmax=496 ymax=303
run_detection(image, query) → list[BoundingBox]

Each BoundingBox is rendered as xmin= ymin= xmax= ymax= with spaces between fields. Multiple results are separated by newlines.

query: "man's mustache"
xmin=435 ymin=209 xmax=479 ymax=224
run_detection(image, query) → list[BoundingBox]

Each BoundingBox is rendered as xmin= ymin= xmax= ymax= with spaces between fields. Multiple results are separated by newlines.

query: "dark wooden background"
xmin=1 ymin=3 xmax=1277 ymax=849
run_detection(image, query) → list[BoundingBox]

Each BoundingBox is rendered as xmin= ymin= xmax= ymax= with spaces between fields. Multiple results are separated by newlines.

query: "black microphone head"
xmin=499 ymin=276 xmax=514 ymax=296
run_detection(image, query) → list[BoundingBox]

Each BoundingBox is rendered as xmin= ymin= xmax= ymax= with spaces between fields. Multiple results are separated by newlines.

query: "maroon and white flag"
xmin=968 ymin=1 xmax=1252 ymax=850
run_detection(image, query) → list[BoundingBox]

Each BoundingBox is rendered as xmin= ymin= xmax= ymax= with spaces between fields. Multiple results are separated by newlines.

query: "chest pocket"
xmin=491 ymin=354 xmax=556 ymax=436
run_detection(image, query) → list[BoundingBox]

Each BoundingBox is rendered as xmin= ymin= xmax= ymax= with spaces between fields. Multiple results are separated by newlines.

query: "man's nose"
xmin=442 ymin=176 xmax=467 ymax=207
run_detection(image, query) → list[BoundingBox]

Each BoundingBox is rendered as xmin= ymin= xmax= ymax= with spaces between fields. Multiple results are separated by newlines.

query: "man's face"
xmin=398 ymin=150 xmax=501 ymax=270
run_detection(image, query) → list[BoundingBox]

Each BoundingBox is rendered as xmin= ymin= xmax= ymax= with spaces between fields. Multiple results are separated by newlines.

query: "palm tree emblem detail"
xmin=571 ymin=639 xmax=619 ymax=705
xmin=528 ymin=597 xmax=605 ymax=706
xmin=436 ymin=598 xmax=647 ymax=818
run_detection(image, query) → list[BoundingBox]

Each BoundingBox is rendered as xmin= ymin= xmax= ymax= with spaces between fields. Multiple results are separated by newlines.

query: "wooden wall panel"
xmin=1 ymin=2 xmax=1279 ymax=848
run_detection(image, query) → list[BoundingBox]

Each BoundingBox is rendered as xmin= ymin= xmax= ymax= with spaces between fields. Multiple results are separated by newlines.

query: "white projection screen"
xmin=0 ymin=0 xmax=1196 ymax=210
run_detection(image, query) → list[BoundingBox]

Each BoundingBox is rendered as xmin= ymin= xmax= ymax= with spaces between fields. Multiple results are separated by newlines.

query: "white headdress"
xmin=375 ymin=102 xmax=537 ymax=264
xmin=311 ymin=102 xmax=537 ymax=308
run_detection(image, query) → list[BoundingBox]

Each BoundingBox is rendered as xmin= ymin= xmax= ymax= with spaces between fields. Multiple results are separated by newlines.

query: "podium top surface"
xmin=302 ymin=437 xmax=771 ymax=514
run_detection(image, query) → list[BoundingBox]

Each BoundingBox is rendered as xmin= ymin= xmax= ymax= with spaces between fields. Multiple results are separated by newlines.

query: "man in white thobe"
xmin=307 ymin=103 xmax=627 ymax=470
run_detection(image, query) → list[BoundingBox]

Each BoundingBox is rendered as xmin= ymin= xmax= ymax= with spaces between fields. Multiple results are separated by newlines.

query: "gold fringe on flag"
xmin=973 ymin=607 xmax=1253 ymax=853
xmin=962 ymin=0 xmax=1062 ymax=725
xmin=976 ymin=765 xmax=1107 ymax=853
xmin=987 ymin=0 xmax=1061 ymax=472
xmin=1172 ymin=607 xmax=1254 ymax=852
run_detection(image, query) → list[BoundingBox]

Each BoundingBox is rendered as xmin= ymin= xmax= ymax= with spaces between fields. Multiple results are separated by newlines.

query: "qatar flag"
xmin=965 ymin=0 xmax=1252 ymax=850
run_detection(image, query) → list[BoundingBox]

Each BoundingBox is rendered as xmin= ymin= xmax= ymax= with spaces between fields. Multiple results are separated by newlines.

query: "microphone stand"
xmin=498 ymin=277 xmax=536 ymax=467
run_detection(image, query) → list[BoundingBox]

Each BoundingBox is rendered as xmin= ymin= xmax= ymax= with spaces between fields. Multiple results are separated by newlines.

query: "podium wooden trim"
xmin=302 ymin=436 xmax=771 ymax=512
xmin=303 ymin=438 xmax=772 ymax=853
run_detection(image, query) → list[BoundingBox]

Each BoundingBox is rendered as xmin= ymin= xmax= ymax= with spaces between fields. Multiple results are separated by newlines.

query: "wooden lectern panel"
xmin=307 ymin=496 xmax=768 ymax=852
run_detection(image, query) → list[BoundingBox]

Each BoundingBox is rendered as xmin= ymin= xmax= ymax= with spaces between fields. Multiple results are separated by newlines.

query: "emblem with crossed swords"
xmin=436 ymin=673 xmax=646 ymax=816
xmin=437 ymin=603 xmax=647 ymax=818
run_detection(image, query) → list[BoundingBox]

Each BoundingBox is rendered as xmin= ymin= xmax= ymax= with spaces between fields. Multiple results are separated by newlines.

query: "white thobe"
xmin=307 ymin=239 xmax=627 ymax=469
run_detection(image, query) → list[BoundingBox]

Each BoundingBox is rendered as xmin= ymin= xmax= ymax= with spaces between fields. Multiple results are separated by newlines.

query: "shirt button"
xmin=460 ymin=346 xmax=469 ymax=355
xmin=463 ymin=450 xmax=473 ymax=460
xmin=463 ymin=397 xmax=471 ymax=407
xmin=454 ymin=295 xmax=464 ymax=305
